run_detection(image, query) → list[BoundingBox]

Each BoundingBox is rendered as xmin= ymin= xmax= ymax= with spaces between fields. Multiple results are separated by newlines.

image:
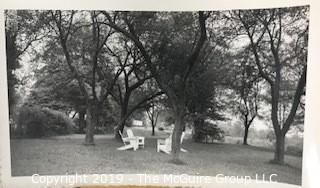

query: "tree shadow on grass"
xmin=168 ymin=158 xmax=187 ymax=165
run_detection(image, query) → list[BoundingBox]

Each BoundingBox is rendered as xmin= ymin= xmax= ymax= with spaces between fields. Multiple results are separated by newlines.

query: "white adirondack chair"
xmin=117 ymin=130 xmax=139 ymax=151
xmin=126 ymin=129 xmax=145 ymax=148
xmin=157 ymin=132 xmax=188 ymax=154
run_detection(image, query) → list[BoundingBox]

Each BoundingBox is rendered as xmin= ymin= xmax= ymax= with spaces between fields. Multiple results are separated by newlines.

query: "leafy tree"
xmin=26 ymin=73 xmax=87 ymax=132
xmin=185 ymin=60 xmax=226 ymax=142
xmin=43 ymin=10 xmax=123 ymax=145
xmin=230 ymin=48 xmax=261 ymax=145
xmin=102 ymin=11 xmax=209 ymax=162
xmin=232 ymin=6 xmax=308 ymax=164
xmin=146 ymin=102 xmax=161 ymax=136
xmin=107 ymin=41 xmax=163 ymax=139
xmin=17 ymin=105 xmax=74 ymax=138
xmin=5 ymin=10 xmax=45 ymax=117
xmin=27 ymin=51 xmax=85 ymax=113
xmin=144 ymin=83 xmax=165 ymax=136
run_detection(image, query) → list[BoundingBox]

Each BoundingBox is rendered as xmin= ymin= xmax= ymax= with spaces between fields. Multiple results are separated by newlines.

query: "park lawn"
xmin=10 ymin=133 xmax=302 ymax=185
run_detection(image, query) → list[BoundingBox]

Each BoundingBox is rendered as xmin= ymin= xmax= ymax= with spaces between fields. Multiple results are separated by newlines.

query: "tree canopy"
xmin=6 ymin=6 xmax=309 ymax=164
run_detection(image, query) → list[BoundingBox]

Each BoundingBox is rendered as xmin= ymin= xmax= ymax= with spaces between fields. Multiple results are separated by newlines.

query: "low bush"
xmin=42 ymin=108 xmax=75 ymax=136
xmin=158 ymin=127 xmax=165 ymax=131
xmin=193 ymin=121 xmax=225 ymax=143
xmin=94 ymin=126 xmax=109 ymax=135
xmin=17 ymin=106 xmax=74 ymax=138
xmin=286 ymin=145 xmax=303 ymax=157
xmin=72 ymin=117 xmax=85 ymax=134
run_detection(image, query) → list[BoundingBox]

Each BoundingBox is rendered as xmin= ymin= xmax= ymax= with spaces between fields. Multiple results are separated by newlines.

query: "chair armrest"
xmin=126 ymin=137 xmax=139 ymax=141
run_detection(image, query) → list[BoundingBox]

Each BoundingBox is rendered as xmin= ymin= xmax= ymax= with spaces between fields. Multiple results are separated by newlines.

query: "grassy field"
xmin=10 ymin=128 xmax=302 ymax=185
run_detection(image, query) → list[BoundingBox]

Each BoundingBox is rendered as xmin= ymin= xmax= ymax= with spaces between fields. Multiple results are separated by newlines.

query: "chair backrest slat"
xmin=127 ymin=129 xmax=134 ymax=138
xmin=181 ymin=132 xmax=185 ymax=144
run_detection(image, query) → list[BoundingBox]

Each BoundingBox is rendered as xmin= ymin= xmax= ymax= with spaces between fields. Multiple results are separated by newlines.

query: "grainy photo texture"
xmin=6 ymin=7 xmax=308 ymax=186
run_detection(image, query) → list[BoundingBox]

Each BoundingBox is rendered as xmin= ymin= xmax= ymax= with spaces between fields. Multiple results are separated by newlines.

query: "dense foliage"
xmin=16 ymin=106 xmax=74 ymax=138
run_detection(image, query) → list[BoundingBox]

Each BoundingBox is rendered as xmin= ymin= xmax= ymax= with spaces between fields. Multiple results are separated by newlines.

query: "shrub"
xmin=286 ymin=145 xmax=303 ymax=157
xmin=72 ymin=117 xmax=85 ymax=134
xmin=266 ymin=130 xmax=276 ymax=143
xmin=193 ymin=120 xmax=225 ymax=143
xmin=228 ymin=122 xmax=244 ymax=137
xmin=94 ymin=126 xmax=108 ymax=134
xmin=158 ymin=127 xmax=165 ymax=131
xmin=17 ymin=106 xmax=74 ymax=138
xmin=41 ymin=108 xmax=74 ymax=136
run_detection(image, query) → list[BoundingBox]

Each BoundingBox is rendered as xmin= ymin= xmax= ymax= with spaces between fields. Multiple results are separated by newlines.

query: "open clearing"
xmin=11 ymin=131 xmax=302 ymax=185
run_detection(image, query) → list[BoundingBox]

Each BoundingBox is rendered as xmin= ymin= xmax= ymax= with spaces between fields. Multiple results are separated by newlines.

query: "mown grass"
xmin=10 ymin=129 xmax=302 ymax=185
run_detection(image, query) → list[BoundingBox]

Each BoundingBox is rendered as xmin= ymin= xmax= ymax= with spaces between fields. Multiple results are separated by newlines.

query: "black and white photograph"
xmin=4 ymin=5 xmax=309 ymax=187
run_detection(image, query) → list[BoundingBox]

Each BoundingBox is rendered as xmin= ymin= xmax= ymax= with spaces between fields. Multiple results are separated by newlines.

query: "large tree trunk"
xmin=84 ymin=100 xmax=97 ymax=145
xmin=115 ymin=94 xmax=129 ymax=140
xmin=115 ymin=104 xmax=128 ymax=140
xmin=114 ymin=118 xmax=126 ymax=140
xmin=152 ymin=124 xmax=155 ymax=136
xmin=171 ymin=104 xmax=185 ymax=164
xmin=78 ymin=110 xmax=86 ymax=133
xmin=243 ymin=125 xmax=249 ymax=145
xmin=273 ymin=132 xmax=285 ymax=164
xmin=243 ymin=116 xmax=249 ymax=145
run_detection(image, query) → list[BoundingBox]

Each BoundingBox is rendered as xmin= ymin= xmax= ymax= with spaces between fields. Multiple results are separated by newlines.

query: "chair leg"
xmin=181 ymin=148 xmax=188 ymax=152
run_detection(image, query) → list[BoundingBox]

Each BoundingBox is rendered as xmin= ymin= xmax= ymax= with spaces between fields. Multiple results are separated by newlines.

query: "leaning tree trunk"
xmin=115 ymin=119 xmax=126 ymax=140
xmin=84 ymin=100 xmax=97 ymax=145
xmin=171 ymin=104 xmax=185 ymax=163
xmin=115 ymin=106 xmax=128 ymax=140
xmin=273 ymin=131 xmax=285 ymax=164
xmin=114 ymin=97 xmax=129 ymax=140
